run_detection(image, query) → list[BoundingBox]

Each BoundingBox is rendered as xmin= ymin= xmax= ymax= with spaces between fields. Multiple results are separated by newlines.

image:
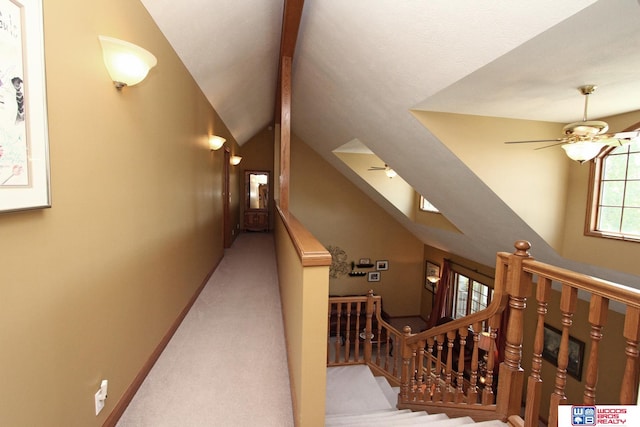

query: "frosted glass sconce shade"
xmin=209 ymin=135 xmax=226 ymax=151
xmin=230 ymin=155 xmax=242 ymax=166
xmin=99 ymin=36 xmax=157 ymax=89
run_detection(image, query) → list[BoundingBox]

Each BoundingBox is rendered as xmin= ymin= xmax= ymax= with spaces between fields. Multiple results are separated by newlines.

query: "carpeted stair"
xmin=325 ymin=365 xmax=507 ymax=427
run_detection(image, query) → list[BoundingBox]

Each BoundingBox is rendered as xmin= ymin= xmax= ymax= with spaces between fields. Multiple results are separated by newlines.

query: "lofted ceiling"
xmin=141 ymin=0 xmax=640 ymax=287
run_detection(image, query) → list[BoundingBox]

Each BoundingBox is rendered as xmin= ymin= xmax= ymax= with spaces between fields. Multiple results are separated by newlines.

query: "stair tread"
xmin=326 ymin=365 xmax=393 ymax=415
xmin=326 ymin=412 xmax=448 ymax=426
xmin=459 ymin=420 xmax=509 ymax=427
xmin=374 ymin=375 xmax=398 ymax=407
xmin=325 ymin=408 xmax=412 ymax=420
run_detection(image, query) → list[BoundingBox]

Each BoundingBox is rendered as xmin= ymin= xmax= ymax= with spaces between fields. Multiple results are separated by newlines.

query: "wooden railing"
xmin=326 ymin=241 xmax=640 ymax=427
xmin=327 ymin=291 xmax=404 ymax=386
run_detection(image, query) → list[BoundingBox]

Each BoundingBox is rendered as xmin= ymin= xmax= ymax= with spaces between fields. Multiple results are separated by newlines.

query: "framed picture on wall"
xmin=368 ymin=271 xmax=380 ymax=282
xmin=0 ymin=0 xmax=50 ymax=213
xmin=376 ymin=260 xmax=388 ymax=271
xmin=542 ymin=323 xmax=585 ymax=381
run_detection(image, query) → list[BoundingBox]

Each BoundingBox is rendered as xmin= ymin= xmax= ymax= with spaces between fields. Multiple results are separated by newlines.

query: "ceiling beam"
xmin=275 ymin=0 xmax=304 ymax=124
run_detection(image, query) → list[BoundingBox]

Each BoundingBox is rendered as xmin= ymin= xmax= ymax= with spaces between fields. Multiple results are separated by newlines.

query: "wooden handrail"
xmin=325 ymin=241 xmax=640 ymax=427
xmin=276 ymin=205 xmax=331 ymax=267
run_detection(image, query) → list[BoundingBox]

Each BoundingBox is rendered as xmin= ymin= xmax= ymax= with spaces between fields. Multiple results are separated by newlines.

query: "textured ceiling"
xmin=141 ymin=0 xmax=640 ymax=287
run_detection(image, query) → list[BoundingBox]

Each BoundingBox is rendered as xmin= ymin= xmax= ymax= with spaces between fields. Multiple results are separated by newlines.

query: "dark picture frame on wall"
xmin=542 ymin=323 xmax=585 ymax=381
xmin=368 ymin=271 xmax=380 ymax=282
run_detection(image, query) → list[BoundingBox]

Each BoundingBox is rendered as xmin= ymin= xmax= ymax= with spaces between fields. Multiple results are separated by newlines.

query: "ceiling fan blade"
xmin=504 ymin=138 xmax=564 ymax=144
xmin=368 ymin=167 xmax=385 ymax=171
xmin=533 ymin=141 xmax=566 ymax=150
xmin=597 ymin=131 xmax=640 ymax=146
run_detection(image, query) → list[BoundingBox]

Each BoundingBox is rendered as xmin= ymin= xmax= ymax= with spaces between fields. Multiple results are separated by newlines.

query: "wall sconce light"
xmin=209 ymin=135 xmax=226 ymax=151
xmin=98 ymin=35 xmax=157 ymax=89
xmin=230 ymin=155 xmax=242 ymax=166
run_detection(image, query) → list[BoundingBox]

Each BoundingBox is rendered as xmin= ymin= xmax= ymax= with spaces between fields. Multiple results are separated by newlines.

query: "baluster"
xmin=409 ymin=343 xmax=418 ymax=402
xmin=416 ymin=339 xmax=425 ymax=402
xmin=334 ymin=302 xmax=342 ymax=363
xmin=391 ymin=330 xmax=399 ymax=377
xmin=548 ymin=284 xmax=578 ymax=427
xmin=524 ymin=277 xmax=551 ymax=427
xmin=482 ymin=324 xmax=497 ymax=405
xmin=456 ymin=327 xmax=467 ymax=403
xmin=364 ymin=291 xmax=374 ymax=364
xmin=583 ymin=295 xmax=609 ymax=405
xmin=426 ymin=337 xmax=435 ymax=402
xmin=354 ymin=302 xmax=361 ymax=361
xmin=399 ymin=326 xmax=412 ymax=404
xmin=444 ymin=330 xmax=456 ymax=402
xmin=344 ymin=302 xmax=352 ymax=362
xmin=327 ymin=302 xmax=331 ymax=364
xmin=433 ymin=334 xmax=444 ymax=402
xmin=621 ymin=306 xmax=640 ymax=404
xmin=375 ymin=302 xmax=383 ymax=365
xmin=467 ymin=323 xmax=480 ymax=403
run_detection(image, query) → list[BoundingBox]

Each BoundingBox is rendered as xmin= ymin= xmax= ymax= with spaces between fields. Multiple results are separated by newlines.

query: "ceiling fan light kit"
xmin=505 ymin=84 xmax=640 ymax=163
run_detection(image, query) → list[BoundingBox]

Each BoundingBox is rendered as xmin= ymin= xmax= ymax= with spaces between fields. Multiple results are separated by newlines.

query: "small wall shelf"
xmin=348 ymin=271 xmax=367 ymax=277
xmin=356 ymin=263 xmax=374 ymax=268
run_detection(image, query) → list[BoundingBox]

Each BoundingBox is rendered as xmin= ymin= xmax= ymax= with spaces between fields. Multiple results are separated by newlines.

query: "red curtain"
xmin=426 ymin=259 xmax=451 ymax=329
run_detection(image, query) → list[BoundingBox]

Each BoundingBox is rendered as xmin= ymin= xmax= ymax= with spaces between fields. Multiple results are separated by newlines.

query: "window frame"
xmin=586 ymin=122 xmax=640 ymax=243
xmin=448 ymin=270 xmax=493 ymax=319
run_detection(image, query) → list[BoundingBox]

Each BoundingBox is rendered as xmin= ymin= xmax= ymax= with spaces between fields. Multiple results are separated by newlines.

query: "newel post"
xmin=399 ymin=326 xmax=413 ymax=405
xmin=496 ymin=240 xmax=533 ymax=420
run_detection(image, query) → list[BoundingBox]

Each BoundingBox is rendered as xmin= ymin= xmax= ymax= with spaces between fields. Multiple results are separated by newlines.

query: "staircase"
xmin=326 ymin=365 xmax=508 ymax=427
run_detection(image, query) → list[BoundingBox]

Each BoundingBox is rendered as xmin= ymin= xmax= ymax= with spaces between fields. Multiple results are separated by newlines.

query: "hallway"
xmin=116 ymin=232 xmax=294 ymax=426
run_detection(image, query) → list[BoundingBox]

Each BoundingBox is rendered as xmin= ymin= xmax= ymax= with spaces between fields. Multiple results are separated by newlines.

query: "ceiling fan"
xmin=505 ymin=85 xmax=640 ymax=163
xmin=368 ymin=164 xmax=397 ymax=178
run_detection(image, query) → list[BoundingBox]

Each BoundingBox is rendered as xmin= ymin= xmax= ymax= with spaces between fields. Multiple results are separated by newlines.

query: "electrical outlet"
xmin=94 ymin=380 xmax=108 ymax=415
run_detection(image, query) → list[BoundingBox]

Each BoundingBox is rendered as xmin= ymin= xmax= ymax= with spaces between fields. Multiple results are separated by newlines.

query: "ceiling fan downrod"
xmin=579 ymin=84 xmax=597 ymax=122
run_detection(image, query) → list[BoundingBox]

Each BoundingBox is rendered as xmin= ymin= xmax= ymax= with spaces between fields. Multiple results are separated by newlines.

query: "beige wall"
xmin=562 ymin=110 xmax=640 ymax=277
xmin=413 ymin=111 xmax=569 ymax=252
xmin=413 ymin=110 xmax=640 ymax=278
xmin=289 ymin=135 xmax=425 ymax=316
xmin=0 ymin=1 xmax=238 ymax=425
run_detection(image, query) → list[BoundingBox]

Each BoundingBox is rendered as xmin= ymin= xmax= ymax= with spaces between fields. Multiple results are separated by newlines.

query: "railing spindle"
xmin=548 ymin=284 xmax=578 ymax=427
xmin=524 ymin=276 xmax=551 ymax=427
xmin=621 ymin=306 xmax=640 ymax=404
xmin=583 ymin=294 xmax=608 ymax=404
xmin=334 ymin=302 xmax=342 ymax=363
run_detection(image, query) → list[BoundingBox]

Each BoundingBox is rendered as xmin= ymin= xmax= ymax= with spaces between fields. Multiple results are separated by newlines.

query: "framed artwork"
xmin=542 ymin=323 xmax=585 ymax=381
xmin=368 ymin=271 xmax=380 ymax=282
xmin=0 ymin=0 xmax=51 ymax=213
xmin=376 ymin=260 xmax=388 ymax=271
xmin=425 ymin=261 xmax=440 ymax=285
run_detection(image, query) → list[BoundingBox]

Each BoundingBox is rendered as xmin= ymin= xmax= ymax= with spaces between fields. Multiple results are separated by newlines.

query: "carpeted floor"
xmin=116 ymin=232 xmax=294 ymax=427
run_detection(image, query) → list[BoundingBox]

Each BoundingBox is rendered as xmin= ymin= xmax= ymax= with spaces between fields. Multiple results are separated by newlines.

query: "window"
xmin=587 ymin=138 xmax=640 ymax=241
xmin=450 ymin=271 xmax=493 ymax=319
xmin=419 ymin=196 xmax=439 ymax=213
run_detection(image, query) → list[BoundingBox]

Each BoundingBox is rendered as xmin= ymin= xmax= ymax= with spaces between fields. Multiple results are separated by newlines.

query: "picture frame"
xmin=0 ymin=0 xmax=51 ymax=213
xmin=358 ymin=258 xmax=370 ymax=265
xmin=376 ymin=260 xmax=388 ymax=271
xmin=542 ymin=323 xmax=585 ymax=381
xmin=368 ymin=271 xmax=380 ymax=282
xmin=425 ymin=261 xmax=440 ymax=286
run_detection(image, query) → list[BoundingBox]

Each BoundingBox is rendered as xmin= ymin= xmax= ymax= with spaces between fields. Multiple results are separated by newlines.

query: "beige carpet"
xmin=117 ymin=232 xmax=294 ymax=426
